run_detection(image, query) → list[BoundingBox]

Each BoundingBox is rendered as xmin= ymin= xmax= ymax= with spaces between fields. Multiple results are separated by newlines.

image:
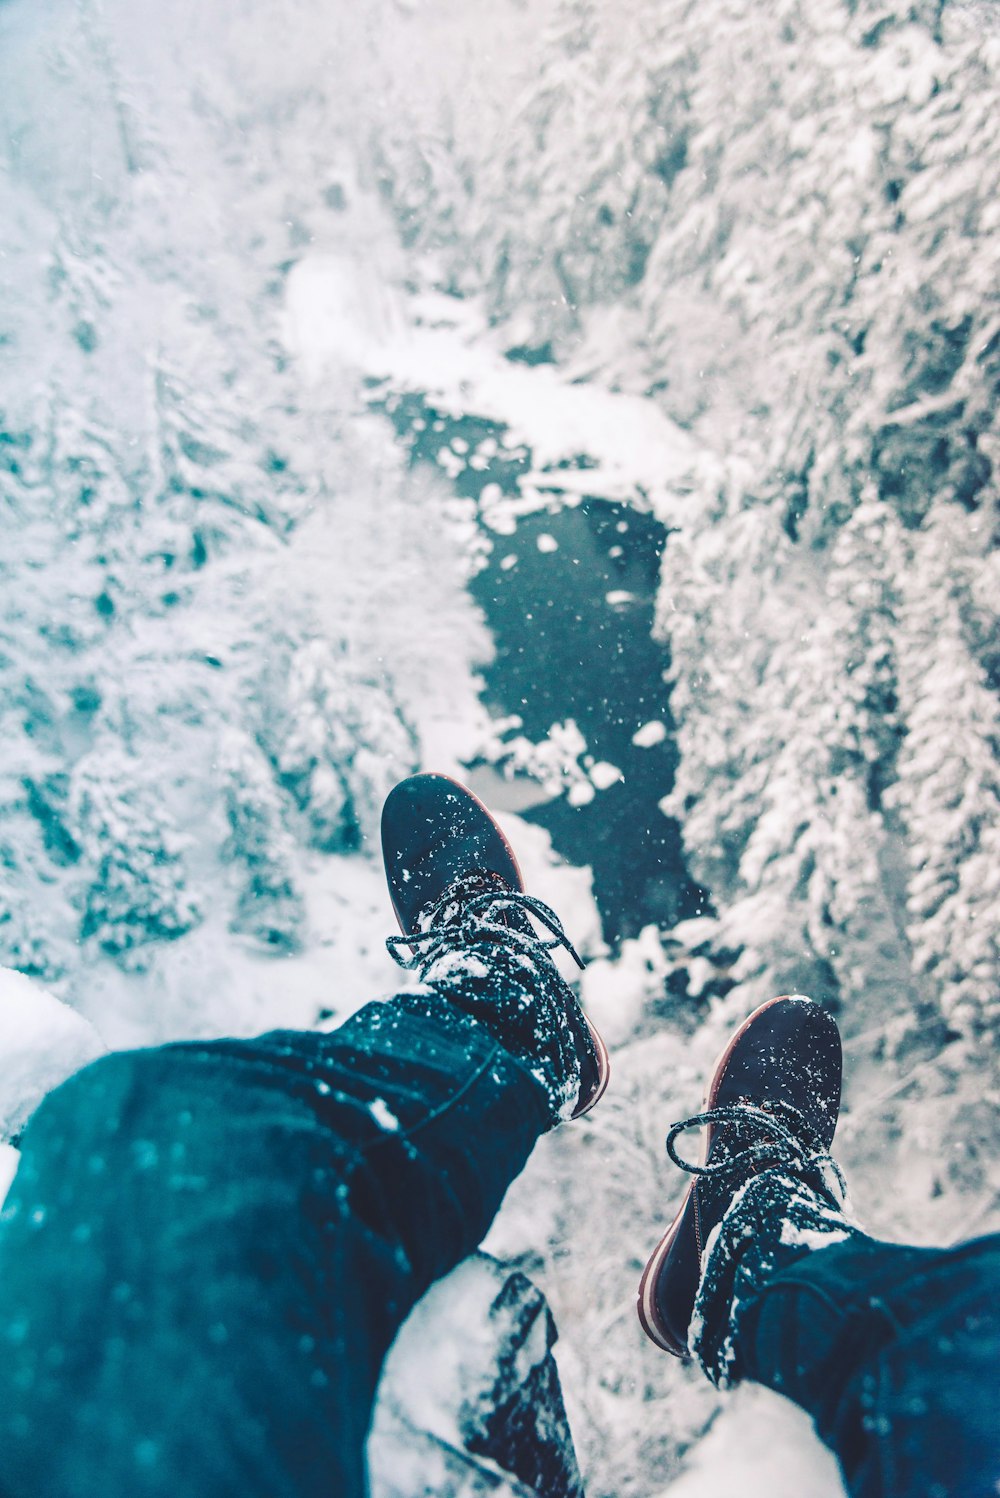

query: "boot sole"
xmin=636 ymin=994 xmax=801 ymax=1356
xmin=572 ymin=1019 xmax=611 ymax=1118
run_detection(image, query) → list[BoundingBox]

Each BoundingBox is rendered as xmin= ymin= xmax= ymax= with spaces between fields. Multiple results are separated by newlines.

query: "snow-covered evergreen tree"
xmin=69 ymin=747 xmax=201 ymax=964
xmin=272 ymin=639 xmax=418 ymax=855
xmin=0 ymin=887 xmax=53 ymax=981
xmin=218 ymin=728 xmax=304 ymax=953
xmin=152 ymin=349 xmax=319 ymax=561
xmin=656 ymin=478 xmax=921 ymax=1020
xmin=377 ymin=0 xmax=999 ymax=548
xmin=819 ymin=492 xmax=908 ymax=808
xmin=888 ymin=507 xmax=1000 ymax=1035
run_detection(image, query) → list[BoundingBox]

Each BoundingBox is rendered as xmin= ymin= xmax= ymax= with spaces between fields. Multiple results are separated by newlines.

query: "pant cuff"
xmin=690 ymin=1163 xmax=859 ymax=1386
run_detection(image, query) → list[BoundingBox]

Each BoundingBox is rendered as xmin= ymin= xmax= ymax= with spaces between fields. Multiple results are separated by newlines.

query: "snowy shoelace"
xmin=386 ymin=875 xmax=586 ymax=976
xmin=665 ymin=1099 xmax=848 ymax=1197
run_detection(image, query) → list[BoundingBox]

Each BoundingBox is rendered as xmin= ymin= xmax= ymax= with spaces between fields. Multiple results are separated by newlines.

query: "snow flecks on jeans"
xmin=691 ymin=1166 xmax=861 ymax=1389
xmin=368 ymin=1098 xmax=400 ymax=1134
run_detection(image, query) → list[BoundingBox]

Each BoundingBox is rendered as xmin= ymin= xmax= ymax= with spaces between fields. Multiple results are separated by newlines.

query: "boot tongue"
xmin=701 ymin=1099 xmax=824 ymax=1206
xmin=696 ymin=1104 xmax=803 ymax=1252
xmin=705 ymin=1109 xmax=763 ymax=1174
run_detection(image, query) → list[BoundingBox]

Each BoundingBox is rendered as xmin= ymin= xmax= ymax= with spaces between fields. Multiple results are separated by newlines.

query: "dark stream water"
xmin=376 ymin=389 xmax=709 ymax=946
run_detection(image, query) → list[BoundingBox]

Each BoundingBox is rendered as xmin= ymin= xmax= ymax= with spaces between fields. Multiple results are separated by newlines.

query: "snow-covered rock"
xmin=0 ymin=968 xmax=106 ymax=1141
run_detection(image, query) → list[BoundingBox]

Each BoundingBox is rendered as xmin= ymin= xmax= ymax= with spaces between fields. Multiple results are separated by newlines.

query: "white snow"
xmin=780 ymin=1221 xmax=853 ymax=1253
xmin=567 ymin=779 xmax=596 ymax=808
xmin=590 ymin=761 xmax=624 ymax=791
xmin=0 ymin=1143 xmax=21 ymax=1206
xmin=283 ymin=252 xmax=408 ymax=379
xmin=0 ymin=969 xmax=106 ymax=1142
xmin=655 ymin=1385 xmax=845 ymax=1498
xmin=369 ymin=1098 xmax=401 ymax=1134
xmin=633 ymin=719 xmax=668 ymax=748
xmin=289 ymin=269 xmax=700 ymax=515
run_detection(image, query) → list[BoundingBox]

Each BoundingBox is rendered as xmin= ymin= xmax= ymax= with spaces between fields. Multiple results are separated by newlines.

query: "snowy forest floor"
xmin=1 ymin=2 xmax=999 ymax=1496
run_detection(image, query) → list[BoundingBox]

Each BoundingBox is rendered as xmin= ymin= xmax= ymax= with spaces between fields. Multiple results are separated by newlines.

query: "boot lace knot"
xmin=665 ymin=1100 xmax=847 ymax=1196
xmin=385 ymin=874 xmax=585 ymax=977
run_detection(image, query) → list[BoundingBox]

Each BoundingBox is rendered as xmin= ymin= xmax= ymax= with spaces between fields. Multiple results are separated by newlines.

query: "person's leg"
xmin=638 ymin=995 xmax=999 ymax=1498
xmin=0 ymin=989 xmax=547 ymax=1497
xmin=691 ymin=1173 xmax=1000 ymax=1498
xmin=0 ymin=776 xmax=607 ymax=1498
xmin=0 ymin=976 xmax=560 ymax=1496
xmin=727 ymin=1228 xmax=997 ymax=1497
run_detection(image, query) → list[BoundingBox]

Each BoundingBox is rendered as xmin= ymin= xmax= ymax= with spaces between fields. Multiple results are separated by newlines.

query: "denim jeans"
xmin=741 ymin=1233 xmax=1000 ymax=1498
xmin=693 ymin=1163 xmax=999 ymax=1498
xmin=2 ymin=957 xmax=997 ymax=1498
xmin=0 ymin=946 xmax=563 ymax=1498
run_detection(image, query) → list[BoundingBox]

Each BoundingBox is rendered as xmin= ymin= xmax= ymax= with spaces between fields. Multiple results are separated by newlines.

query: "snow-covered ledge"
xmin=0 ymin=968 xmax=106 ymax=1149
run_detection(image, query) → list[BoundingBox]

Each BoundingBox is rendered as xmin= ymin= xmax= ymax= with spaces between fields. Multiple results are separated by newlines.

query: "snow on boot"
xmin=638 ymin=994 xmax=851 ymax=1361
xmin=381 ymin=773 xmax=609 ymax=1119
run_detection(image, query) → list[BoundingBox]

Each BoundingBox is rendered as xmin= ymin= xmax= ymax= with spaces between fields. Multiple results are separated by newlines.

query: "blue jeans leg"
xmin=0 ymin=981 xmax=555 ymax=1498
xmin=732 ymin=1231 xmax=1000 ymax=1498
